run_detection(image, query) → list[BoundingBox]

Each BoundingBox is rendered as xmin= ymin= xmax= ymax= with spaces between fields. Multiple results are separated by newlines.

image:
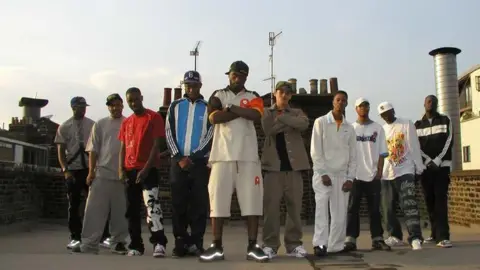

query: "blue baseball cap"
xmin=183 ymin=70 xmax=202 ymax=84
xmin=70 ymin=96 xmax=89 ymax=107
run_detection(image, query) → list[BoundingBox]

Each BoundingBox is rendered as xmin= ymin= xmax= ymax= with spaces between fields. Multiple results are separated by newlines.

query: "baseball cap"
xmin=183 ymin=70 xmax=202 ymax=84
xmin=70 ymin=96 xmax=89 ymax=107
xmin=106 ymin=93 xmax=123 ymax=106
xmin=355 ymin=97 xmax=370 ymax=107
xmin=377 ymin=101 xmax=394 ymax=115
xmin=225 ymin=60 xmax=249 ymax=76
xmin=275 ymin=81 xmax=293 ymax=93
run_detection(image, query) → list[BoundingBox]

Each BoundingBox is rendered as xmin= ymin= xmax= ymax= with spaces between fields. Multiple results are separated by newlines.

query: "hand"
xmin=374 ymin=171 xmax=382 ymax=181
xmin=86 ymin=171 xmax=96 ymax=186
xmin=119 ymin=169 xmax=128 ymax=182
xmin=342 ymin=180 xmax=353 ymax=192
xmin=178 ymin=157 xmax=193 ymax=170
xmin=64 ymin=171 xmax=74 ymax=180
xmin=427 ymin=161 xmax=439 ymax=170
xmin=321 ymin=175 xmax=332 ymax=186
xmin=136 ymin=168 xmax=148 ymax=184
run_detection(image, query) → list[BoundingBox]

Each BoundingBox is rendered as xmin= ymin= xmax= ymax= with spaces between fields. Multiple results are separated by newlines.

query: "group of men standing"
xmin=54 ymin=60 xmax=453 ymax=263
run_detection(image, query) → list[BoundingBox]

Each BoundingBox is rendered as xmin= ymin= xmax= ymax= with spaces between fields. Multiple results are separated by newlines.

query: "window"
xmin=463 ymin=146 xmax=471 ymax=163
xmin=465 ymin=84 xmax=472 ymax=103
xmin=476 ymin=76 xmax=480 ymax=92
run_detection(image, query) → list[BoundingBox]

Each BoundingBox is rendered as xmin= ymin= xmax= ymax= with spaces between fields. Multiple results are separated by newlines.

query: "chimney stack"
xmin=174 ymin=87 xmax=182 ymax=100
xmin=429 ymin=47 xmax=462 ymax=171
xmin=329 ymin=77 xmax=338 ymax=94
xmin=309 ymin=79 xmax=318 ymax=94
xmin=288 ymin=78 xmax=297 ymax=93
xmin=319 ymin=79 xmax=328 ymax=94
xmin=18 ymin=97 xmax=49 ymax=122
xmin=163 ymin=88 xmax=172 ymax=107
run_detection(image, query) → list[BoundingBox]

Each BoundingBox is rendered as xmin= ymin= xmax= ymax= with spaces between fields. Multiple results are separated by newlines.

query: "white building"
xmin=458 ymin=65 xmax=480 ymax=170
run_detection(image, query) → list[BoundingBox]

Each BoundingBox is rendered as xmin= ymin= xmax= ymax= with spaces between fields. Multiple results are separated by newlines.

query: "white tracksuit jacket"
xmin=310 ymin=111 xmax=357 ymax=180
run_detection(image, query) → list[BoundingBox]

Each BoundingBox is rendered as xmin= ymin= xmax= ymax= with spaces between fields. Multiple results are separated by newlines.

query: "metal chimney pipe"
xmin=320 ymin=79 xmax=328 ymax=94
xmin=429 ymin=47 xmax=462 ymax=171
xmin=329 ymin=77 xmax=338 ymax=94
xmin=309 ymin=79 xmax=318 ymax=94
xmin=174 ymin=87 xmax=182 ymax=100
xmin=163 ymin=88 xmax=172 ymax=107
xmin=288 ymin=78 xmax=297 ymax=93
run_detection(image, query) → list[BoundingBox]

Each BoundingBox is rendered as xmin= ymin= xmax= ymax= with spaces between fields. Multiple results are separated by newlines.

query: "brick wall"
xmin=448 ymin=170 xmax=480 ymax=227
xmin=0 ymin=165 xmax=67 ymax=225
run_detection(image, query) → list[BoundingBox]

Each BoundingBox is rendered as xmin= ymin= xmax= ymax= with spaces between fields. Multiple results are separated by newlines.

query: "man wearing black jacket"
xmin=414 ymin=95 xmax=453 ymax=248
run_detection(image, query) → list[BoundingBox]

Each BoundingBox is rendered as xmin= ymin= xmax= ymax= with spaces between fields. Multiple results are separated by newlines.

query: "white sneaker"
xmin=262 ymin=246 xmax=277 ymax=259
xmin=100 ymin=237 xmax=111 ymax=248
xmin=66 ymin=240 xmax=81 ymax=249
xmin=411 ymin=239 xmax=422 ymax=250
xmin=436 ymin=240 xmax=453 ymax=248
xmin=153 ymin=244 xmax=166 ymax=258
xmin=127 ymin=249 xmax=143 ymax=256
xmin=287 ymin=245 xmax=307 ymax=258
xmin=385 ymin=236 xmax=404 ymax=247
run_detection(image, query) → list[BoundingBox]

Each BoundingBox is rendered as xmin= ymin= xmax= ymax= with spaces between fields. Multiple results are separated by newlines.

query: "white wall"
xmin=460 ymin=117 xmax=480 ymax=170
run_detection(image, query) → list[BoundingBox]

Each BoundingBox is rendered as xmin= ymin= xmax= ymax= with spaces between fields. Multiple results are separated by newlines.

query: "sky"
xmin=0 ymin=0 xmax=479 ymax=128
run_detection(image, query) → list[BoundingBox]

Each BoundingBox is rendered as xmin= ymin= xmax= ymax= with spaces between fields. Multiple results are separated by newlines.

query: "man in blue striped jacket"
xmin=165 ymin=70 xmax=214 ymax=258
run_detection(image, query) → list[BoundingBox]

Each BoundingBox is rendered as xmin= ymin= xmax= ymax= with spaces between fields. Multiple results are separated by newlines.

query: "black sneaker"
xmin=112 ymin=243 xmax=128 ymax=255
xmin=187 ymin=244 xmax=204 ymax=257
xmin=372 ymin=240 xmax=391 ymax=251
xmin=172 ymin=246 xmax=187 ymax=258
xmin=314 ymin=245 xmax=327 ymax=257
xmin=343 ymin=242 xmax=357 ymax=252
xmin=246 ymin=244 xmax=270 ymax=263
xmin=199 ymin=244 xmax=224 ymax=262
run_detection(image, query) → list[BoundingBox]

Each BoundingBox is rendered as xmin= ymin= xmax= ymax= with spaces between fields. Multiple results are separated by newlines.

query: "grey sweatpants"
xmin=80 ymin=178 xmax=128 ymax=251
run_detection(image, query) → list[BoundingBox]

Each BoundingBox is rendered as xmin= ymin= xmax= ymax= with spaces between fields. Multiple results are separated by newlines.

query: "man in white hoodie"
xmin=310 ymin=90 xmax=357 ymax=256
xmin=377 ymin=101 xmax=425 ymax=251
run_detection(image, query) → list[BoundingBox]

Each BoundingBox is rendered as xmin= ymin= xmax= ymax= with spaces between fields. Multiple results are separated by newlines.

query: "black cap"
xmin=106 ymin=93 xmax=123 ymax=106
xmin=183 ymin=70 xmax=202 ymax=84
xmin=70 ymin=96 xmax=89 ymax=107
xmin=225 ymin=61 xmax=249 ymax=76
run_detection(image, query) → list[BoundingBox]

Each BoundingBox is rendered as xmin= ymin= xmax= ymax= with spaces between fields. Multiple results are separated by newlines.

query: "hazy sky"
xmin=0 ymin=0 xmax=478 ymax=128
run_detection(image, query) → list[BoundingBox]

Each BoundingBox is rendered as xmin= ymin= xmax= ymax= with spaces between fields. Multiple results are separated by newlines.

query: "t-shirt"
xmin=382 ymin=117 xmax=425 ymax=180
xmin=352 ymin=120 xmax=388 ymax=182
xmin=85 ymin=116 xmax=125 ymax=180
xmin=118 ymin=109 xmax=165 ymax=170
xmin=208 ymin=88 xmax=264 ymax=162
xmin=54 ymin=116 xmax=95 ymax=170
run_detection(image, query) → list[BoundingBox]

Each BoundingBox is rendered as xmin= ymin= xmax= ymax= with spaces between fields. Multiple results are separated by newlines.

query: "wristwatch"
xmin=226 ymin=103 xmax=233 ymax=111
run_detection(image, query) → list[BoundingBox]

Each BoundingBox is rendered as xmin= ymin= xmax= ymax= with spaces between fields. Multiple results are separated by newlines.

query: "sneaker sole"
xmin=246 ymin=255 xmax=270 ymax=263
xmin=199 ymin=256 xmax=225 ymax=262
xmin=153 ymin=253 xmax=165 ymax=258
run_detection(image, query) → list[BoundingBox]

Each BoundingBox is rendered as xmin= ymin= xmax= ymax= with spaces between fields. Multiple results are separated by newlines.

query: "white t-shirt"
xmin=208 ymin=88 xmax=264 ymax=163
xmin=85 ymin=116 xmax=125 ymax=180
xmin=382 ymin=117 xmax=425 ymax=180
xmin=352 ymin=120 xmax=388 ymax=182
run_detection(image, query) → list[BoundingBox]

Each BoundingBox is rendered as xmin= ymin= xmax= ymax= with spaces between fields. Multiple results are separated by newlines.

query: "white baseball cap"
xmin=355 ymin=97 xmax=369 ymax=107
xmin=377 ymin=101 xmax=394 ymax=115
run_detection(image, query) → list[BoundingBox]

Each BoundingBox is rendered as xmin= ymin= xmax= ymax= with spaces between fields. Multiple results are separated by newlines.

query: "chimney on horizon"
xmin=320 ymin=79 xmax=328 ymax=94
xmin=309 ymin=79 xmax=318 ymax=94
xmin=174 ymin=87 xmax=182 ymax=100
xmin=329 ymin=77 xmax=338 ymax=94
xmin=288 ymin=78 xmax=297 ymax=93
xmin=163 ymin=88 xmax=172 ymax=107
xmin=18 ymin=97 xmax=49 ymax=122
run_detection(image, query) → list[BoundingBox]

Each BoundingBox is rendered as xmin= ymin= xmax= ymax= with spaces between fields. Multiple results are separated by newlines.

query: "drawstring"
xmin=236 ymin=161 xmax=239 ymax=174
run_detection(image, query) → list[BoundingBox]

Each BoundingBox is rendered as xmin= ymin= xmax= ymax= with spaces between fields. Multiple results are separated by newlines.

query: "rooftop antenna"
xmin=262 ymin=31 xmax=282 ymax=105
xmin=190 ymin=41 xmax=202 ymax=71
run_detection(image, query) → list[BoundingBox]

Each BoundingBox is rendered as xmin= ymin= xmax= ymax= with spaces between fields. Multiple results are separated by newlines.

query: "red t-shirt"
xmin=118 ymin=109 xmax=165 ymax=170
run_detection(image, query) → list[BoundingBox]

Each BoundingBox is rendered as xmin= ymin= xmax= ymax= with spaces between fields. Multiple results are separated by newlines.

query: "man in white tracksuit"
xmin=310 ymin=90 xmax=357 ymax=256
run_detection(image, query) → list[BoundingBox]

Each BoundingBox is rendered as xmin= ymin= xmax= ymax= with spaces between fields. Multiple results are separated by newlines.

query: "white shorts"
xmin=208 ymin=161 xmax=264 ymax=217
